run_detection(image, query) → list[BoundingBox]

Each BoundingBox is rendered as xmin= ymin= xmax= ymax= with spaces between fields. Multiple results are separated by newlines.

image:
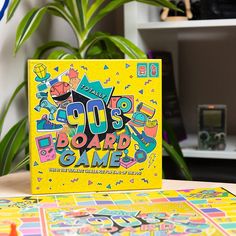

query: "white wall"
xmin=0 ymin=1 xmax=122 ymax=135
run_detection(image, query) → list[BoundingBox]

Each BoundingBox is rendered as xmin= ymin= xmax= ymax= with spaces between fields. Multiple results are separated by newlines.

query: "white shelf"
xmin=165 ymin=134 xmax=236 ymax=160
xmin=138 ymin=19 xmax=236 ymax=30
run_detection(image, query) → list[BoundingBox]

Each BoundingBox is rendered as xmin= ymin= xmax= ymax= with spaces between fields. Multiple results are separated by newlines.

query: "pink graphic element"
xmin=35 ymin=134 xmax=56 ymax=163
xmin=151 ymin=198 xmax=168 ymax=203
xmin=151 ymin=64 xmax=157 ymax=76
xmin=120 ymin=158 xmax=136 ymax=169
xmin=41 ymin=203 xmax=58 ymax=208
xmin=37 ymin=178 xmax=42 ymax=182
xmin=67 ymin=68 xmax=78 ymax=79
xmin=20 ymin=228 xmax=41 ymax=234
xmin=21 ymin=218 xmax=40 ymax=222
xmin=139 ymin=66 xmax=146 ymax=75
xmin=206 ymin=212 xmax=226 ymax=218
xmin=144 ymin=124 xmax=158 ymax=138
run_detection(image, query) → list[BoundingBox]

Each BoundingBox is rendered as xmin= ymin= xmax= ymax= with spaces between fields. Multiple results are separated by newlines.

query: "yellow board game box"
xmin=28 ymin=59 xmax=162 ymax=194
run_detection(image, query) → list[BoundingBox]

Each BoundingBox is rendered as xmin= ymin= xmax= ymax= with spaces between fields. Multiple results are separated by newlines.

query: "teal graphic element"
xmin=36 ymin=115 xmax=63 ymax=132
xmin=34 ymin=161 xmax=38 ymax=166
xmin=149 ymin=63 xmax=159 ymax=78
xmin=97 ymin=208 xmax=139 ymax=217
xmin=104 ymin=65 xmax=109 ymax=70
xmin=137 ymin=63 xmax=148 ymax=78
xmin=76 ymin=75 xmax=114 ymax=104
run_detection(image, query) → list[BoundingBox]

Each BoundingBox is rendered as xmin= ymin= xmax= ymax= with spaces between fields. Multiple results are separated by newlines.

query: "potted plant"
xmin=0 ymin=0 xmax=192 ymax=180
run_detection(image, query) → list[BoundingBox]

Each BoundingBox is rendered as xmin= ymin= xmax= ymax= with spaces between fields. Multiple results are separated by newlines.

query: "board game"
xmin=28 ymin=59 xmax=162 ymax=194
xmin=0 ymin=187 xmax=236 ymax=235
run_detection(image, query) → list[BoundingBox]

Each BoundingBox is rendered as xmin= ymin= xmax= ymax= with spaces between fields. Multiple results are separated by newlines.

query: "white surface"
xmin=163 ymin=134 xmax=236 ymax=159
xmin=138 ymin=19 xmax=236 ymax=30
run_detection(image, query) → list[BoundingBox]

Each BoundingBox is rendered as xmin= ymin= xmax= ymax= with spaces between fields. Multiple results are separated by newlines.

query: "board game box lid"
xmin=28 ymin=59 xmax=162 ymax=194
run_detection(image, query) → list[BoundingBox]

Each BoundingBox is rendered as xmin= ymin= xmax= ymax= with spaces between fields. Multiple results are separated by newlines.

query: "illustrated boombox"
xmin=198 ymin=105 xmax=227 ymax=150
xmin=109 ymin=95 xmax=134 ymax=114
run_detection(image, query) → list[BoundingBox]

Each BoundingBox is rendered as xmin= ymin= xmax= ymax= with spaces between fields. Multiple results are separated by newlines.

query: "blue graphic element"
xmin=125 ymin=63 xmax=130 ymax=68
xmin=33 ymin=161 xmax=38 ymax=166
xmin=37 ymin=83 xmax=47 ymax=92
xmin=49 ymin=78 xmax=60 ymax=86
xmin=104 ymin=65 xmax=109 ymax=70
xmin=35 ymin=94 xmax=57 ymax=120
xmin=56 ymin=109 xmax=67 ymax=123
xmin=36 ymin=115 xmax=63 ymax=132
xmin=76 ymin=75 xmax=114 ymax=104
xmin=0 ymin=0 xmax=9 ymax=21
xmin=54 ymin=66 xmax=59 ymax=72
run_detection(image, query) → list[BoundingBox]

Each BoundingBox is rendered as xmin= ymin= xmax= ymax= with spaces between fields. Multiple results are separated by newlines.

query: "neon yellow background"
xmin=28 ymin=59 xmax=162 ymax=194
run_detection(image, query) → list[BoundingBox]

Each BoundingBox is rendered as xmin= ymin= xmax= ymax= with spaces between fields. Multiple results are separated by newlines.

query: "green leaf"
xmin=163 ymin=140 xmax=192 ymax=180
xmin=87 ymin=0 xmax=129 ymax=32
xmin=0 ymin=117 xmax=27 ymax=176
xmin=33 ymin=41 xmax=78 ymax=58
xmin=0 ymin=81 xmax=26 ymax=137
xmin=86 ymin=39 xmax=123 ymax=59
xmin=10 ymin=154 xmax=29 ymax=173
xmin=81 ymin=32 xmax=147 ymax=59
xmin=163 ymin=119 xmax=184 ymax=159
xmin=15 ymin=7 xmax=47 ymax=53
xmin=47 ymin=3 xmax=82 ymax=45
xmin=7 ymin=0 xmax=21 ymax=21
xmin=87 ymin=0 xmax=178 ymax=33
xmin=47 ymin=50 xmax=78 ymax=59
xmin=109 ymin=36 xmax=147 ymax=59
xmin=86 ymin=0 xmax=104 ymax=22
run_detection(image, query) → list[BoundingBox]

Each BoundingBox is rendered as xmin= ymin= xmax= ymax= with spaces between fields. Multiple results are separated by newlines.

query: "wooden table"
xmin=1 ymin=171 xmax=236 ymax=197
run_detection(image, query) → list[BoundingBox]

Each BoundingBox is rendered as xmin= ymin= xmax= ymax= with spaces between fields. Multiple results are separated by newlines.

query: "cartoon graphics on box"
xmin=29 ymin=60 xmax=162 ymax=194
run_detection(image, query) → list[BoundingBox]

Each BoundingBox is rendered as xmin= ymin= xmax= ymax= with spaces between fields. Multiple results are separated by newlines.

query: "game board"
xmin=28 ymin=59 xmax=162 ymax=194
xmin=1 ymin=187 xmax=236 ymax=235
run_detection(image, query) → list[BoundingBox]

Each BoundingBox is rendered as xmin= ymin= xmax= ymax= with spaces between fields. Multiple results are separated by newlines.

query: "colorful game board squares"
xmin=95 ymin=200 xmax=114 ymax=205
xmin=19 ymin=228 xmax=41 ymax=236
xmin=0 ymin=199 xmax=11 ymax=208
xmin=220 ymin=222 xmax=236 ymax=230
xmin=126 ymin=192 xmax=149 ymax=203
xmin=19 ymin=218 xmax=41 ymax=236
xmin=109 ymin=193 xmax=132 ymax=205
xmin=74 ymin=194 xmax=97 ymax=206
xmin=167 ymin=197 xmax=186 ymax=202
xmin=160 ymin=190 xmax=183 ymax=198
xmin=150 ymin=198 xmax=168 ymax=203
xmin=178 ymin=187 xmax=234 ymax=200
xmin=145 ymin=191 xmax=168 ymax=203
xmin=56 ymin=195 xmax=77 ymax=207
xmin=201 ymin=208 xmax=225 ymax=217
xmin=38 ymin=195 xmax=57 ymax=208
xmin=190 ymin=199 xmax=208 ymax=204
xmin=19 ymin=222 xmax=41 ymax=228
xmin=21 ymin=217 xmax=40 ymax=222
